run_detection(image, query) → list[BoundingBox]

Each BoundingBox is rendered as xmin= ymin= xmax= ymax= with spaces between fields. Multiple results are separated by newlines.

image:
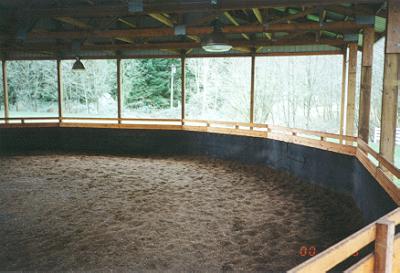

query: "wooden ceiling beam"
xmin=25 ymin=21 xmax=362 ymax=41
xmin=223 ymin=11 xmax=250 ymax=40
xmin=148 ymin=13 xmax=201 ymax=42
xmin=118 ymin=18 xmax=136 ymax=28
xmin=252 ymin=8 xmax=272 ymax=40
xmin=1 ymin=38 xmax=346 ymax=53
xmin=54 ymin=16 xmax=92 ymax=29
xmin=27 ymin=0 xmax=384 ymax=17
xmin=53 ymin=16 xmax=134 ymax=44
xmin=269 ymin=7 xmax=319 ymax=24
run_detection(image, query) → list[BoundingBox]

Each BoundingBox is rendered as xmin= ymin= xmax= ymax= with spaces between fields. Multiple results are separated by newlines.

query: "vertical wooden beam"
xmin=117 ymin=58 xmax=122 ymax=124
xmin=250 ymin=53 xmax=256 ymax=128
xmin=181 ymin=56 xmax=186 ymax=125
xmin=346 ymin=43 xmax=358 ymax=139
xmin=57 ymin=59 xmax=63 ymax=122
xmin=374 ymin=220 xmax=395 ymax=273
xmin=380 ymin=0 xmax=400 ymax=163
xmin=2 ymin=60 xmax=9 ymax=123
xmin=340 ymin=50 xmax=348 ymax=143
xmin=358 ymin=27 xmax=375 ymax=143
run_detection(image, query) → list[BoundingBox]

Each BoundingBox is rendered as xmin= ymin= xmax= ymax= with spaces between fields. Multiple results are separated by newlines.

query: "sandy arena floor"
xmin=0 ymin=154 xmax=364 ymax=272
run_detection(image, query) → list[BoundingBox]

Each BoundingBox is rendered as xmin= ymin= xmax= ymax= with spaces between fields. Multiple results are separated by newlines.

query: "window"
xmin=185 ymin=57 xmax=251 ymax=122
xmin=122 ymin=58 xmax=181 ymax=119
xmin=255 ymin=55 xmax=343 ymax=133
xmin=7 ymin=60 xmax=57 ymax=117
xmin=369 ymin=38 xmax=385 ymax=152
xmin=0 ymin=61 xmax=3 ymax=118
xmin=62 ymin=59 xmax=117 ymax=118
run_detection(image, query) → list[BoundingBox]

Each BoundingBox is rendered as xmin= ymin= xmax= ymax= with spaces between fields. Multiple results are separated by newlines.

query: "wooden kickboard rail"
xmin=288 ymin=208 xmax=400 ymax=273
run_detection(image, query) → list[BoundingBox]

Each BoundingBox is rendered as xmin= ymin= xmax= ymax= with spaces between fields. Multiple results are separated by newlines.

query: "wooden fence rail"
xmin=288 ymin=208 xmax=400 ymax=273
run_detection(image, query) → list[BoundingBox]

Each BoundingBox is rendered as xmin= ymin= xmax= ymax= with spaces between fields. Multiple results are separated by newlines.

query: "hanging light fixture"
xmin=72 ymin=57 xmax=85 ymax=71
xmin=202 ymin=20 xmax=232 ymax=53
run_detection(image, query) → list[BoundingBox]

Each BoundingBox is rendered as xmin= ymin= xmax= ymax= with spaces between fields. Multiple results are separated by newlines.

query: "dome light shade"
xmin=72 ymin=57 xmax=85 ymax=70
xmin=202 ymin=23 xmax=232 ymax=53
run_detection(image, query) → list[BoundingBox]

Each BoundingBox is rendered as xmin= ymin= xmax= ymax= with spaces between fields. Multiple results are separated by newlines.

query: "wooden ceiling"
xmin=0 ymin=0 xmax=388 ymax=59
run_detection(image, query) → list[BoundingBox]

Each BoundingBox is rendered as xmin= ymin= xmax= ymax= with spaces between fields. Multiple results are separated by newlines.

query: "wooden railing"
xmin=1 ymin=116 xmax=400 ymax=272
xmin=288 ymin=208 xmax=400 ymax=273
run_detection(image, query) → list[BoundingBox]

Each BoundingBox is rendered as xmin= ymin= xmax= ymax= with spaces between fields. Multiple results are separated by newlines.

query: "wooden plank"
xmin=26 ymin=21 xmax=362 ymax=40
xmin=0 ymin=123 xmax=59 ymax=128
xmin=340 ymin=51 xmax=348 ymax=143
xmin=3 ymin=38 xmax=346 ymax=54
xmin=288 ymin=208 xmax=400 ymax=273
xmin=380 ymin=0 xmax=400 ymax=163
xmin=356 ymin=148 xmax=400 ymax=205
xmin=343 ymin=234 xmax=400 ymax=273
xmin=1 ymin=60 xmax=8 ymax=122
xmin=346 ymin=43 xmax=358 ymax=141
xmin=0 ymin=117 xmax=59 ymax=121
xmin=344 ymin=253 xmax=374 ymax=273
xmin=223 ymin=11 xmax=250 ymax=40
xmin=149 ymin=13 xmax=200 ymax=42
xmin=394 ymin=234 xmax=400 ymax=273
xmin=54 ymin=16 xmax=92 ymax=29
xmin=29 ymin=1 xmax=385 ymax=17
xmin=374 ymin=220 xmax=395 ymax=273
xmin=358 ymin=139 xmax=400 ymax=178
xmin=59 ymin=122 xmax=183 ymax=131
xmin=287 ymin=224 xmax=377 ymax=273
xmin=358 ymin=27 xmax=375 ymax=143
xmin=57 ymin=60 xmax=63 ymax=122
xmin=380 ymin=53 xmax=399 ymax=163
xmin=386 ymin=0 xmax=400 ymax=54
xmin=375 ymin=168 xmax=400 ymax=205
xmin=117 ymin=58 xmax=122 ymax=124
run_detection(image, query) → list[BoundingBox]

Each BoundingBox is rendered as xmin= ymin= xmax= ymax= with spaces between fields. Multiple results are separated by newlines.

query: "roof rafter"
xmin=26 ymin=0 xmax=385 ymax=17
xmin=23 ymin=21 xmax=362 ymax=41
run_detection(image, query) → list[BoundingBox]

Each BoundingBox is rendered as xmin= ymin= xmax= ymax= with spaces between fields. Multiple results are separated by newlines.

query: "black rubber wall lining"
xmin=0 ymin=127 xmax=397 ymax=223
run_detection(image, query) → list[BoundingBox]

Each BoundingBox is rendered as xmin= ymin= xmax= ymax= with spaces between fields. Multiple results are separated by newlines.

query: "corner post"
xmin=379 ymin=0 xmax=400 ymax=164
xmin=2 ymin=60 xmax=9 ymax=123
xmin=374 ymin=220 xmax=395 ymax=273
xmin=346 ymin=43 xmax=358 ymax=142
xmin=358 ymin=27 xmax=375 ymax=143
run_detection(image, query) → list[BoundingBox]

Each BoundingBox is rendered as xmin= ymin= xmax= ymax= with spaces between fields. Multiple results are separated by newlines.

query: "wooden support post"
xmin=340 ymin=50 xmax=348 ymax=143
xmin=380 ymin=0 xmax=400 ymax=163
xmin=57 ymin=60 xmax=63 ymax=122
xmin=374 ymin=220 xmax=395 ymax=273
xmin=346 ymin=43 xmax=358 ymax=141
xmin=117 ymin=58 xmax=122 ymax=124
xmin=181 ymin=56 xmax=186 ymax=125
xmin=358 ymin=27 xmax=375 ymax=143
xmin=250 ymin=53 xmax=256 ymax=129
xmin=2 ymin=60 xmax=9 ymax=123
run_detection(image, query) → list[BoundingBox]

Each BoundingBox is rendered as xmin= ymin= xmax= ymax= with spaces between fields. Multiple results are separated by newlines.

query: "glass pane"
xmin=7 ymin=60 xmax=57 ymax=117
xmin=122 ymin=59 xmax=181 ymax=119
xmin=186 ymin=57 xmax=251 ymax=122
xmin=354 ymin=50 xmax=363 ymax=136
xmin=255 ymin=55 xmax=342 ymax=133
xmin=0 ymin=61 xmax=3 ymax=118
xmin=370 ymin=38 xmax=385 ymax=153
xmin=62 ymin=60 xmax=117 ymax=118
